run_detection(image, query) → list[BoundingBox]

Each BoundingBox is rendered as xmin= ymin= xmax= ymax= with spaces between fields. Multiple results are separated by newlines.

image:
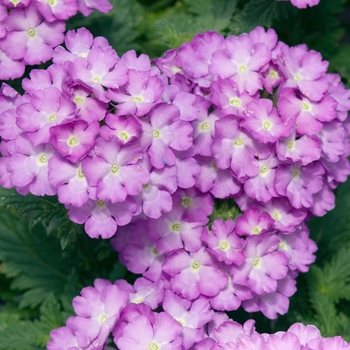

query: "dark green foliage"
xmin=1 ymin=0 xmax=350 ymax=347
xmin=0 ymin=294 xmax=62 ymax=350
xmin=0 ymin=187 xmax=83 ymax=249
xmin=230 ymin=0 xmax=292 ymax=35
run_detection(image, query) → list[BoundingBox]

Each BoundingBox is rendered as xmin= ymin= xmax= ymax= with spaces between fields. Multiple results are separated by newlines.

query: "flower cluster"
xmin=0 ymin=26 xmax=349 ymax=349
xmin=0 ymin=0 xmax=112 ymax=80
xmin=48 ymin=280 xmax=350 ymax=349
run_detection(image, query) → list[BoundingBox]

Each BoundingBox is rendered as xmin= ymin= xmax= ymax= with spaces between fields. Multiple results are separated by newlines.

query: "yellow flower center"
xmin=111 ymin=164 xmax=119 ymax=174
xmin=253 ymin=257 xmax=260 ymax=267
xmin=238 ymin=64 xmax=247 ymax=73
xmin=132 ymin=95 xmax=144 ymax=103
xmin=152 ymin=130 xmax=160 ymax=138
xmin=229 ymin=97 xmax=241 ymax=106
xmin=200 ymin=122 xmax=210 ymax=131
xmin=98 ymin=314 xmax=107 ymax=324
xmin=192 ymin=260 xmax=201 ymax=270
xmin=77 ymin=168 xmax=85 ymax=179
xmin=301 ymin=101 xmax=312 ymax=111
xmin=293 ymin=73 xmax=302 ymax=81
xmin=252 ymin=226 xmax=261 ymax=235
xmin=68 ymin=136 xmax=79 ymax=146
xmin=219 ymin=240 xmax=229 ymax=251
xmin=149 ymin=343 xmax=159 ymax=350
xmin=287 ymin=140 xmax=294 ymax=150
xmin=38 ymin=154 xmax=48 ymax=164
xmin=272 ymin=210 xmax=281 ymax=220
xmin=260 ymin=165 xmax=269 ymax=174
xmin=279 ymin=241 xmax=287 ymax=250
xmin=263 ymin=120 xmax=272 ymax=130
xmin=119 ymin=131 xmax=130 ymax=141
xmin=92 ymin=76 xmax=101 ymax=83
xmin=10 ymin=0 xmax=19 ymax=6
xmin=74 ymin=96 xmax=84 ymax=105
xmin=47 ymin=0 xmax=56 ymax=5
xmin=293 ymin=168 xmax=300 ymax=179
xmin=48 ymin=114 xmax=57 ymax=122
xmin=181 ymin=197 xmax=192 ymax=207
xmin=269 ymin=70 xmax=279 ymax=79
xmin=27 ymin=28 xmax=36 ymax=37
xmin=234 ymin=137 xmax=244 ymax=146
xmin=171 ymin=223 xmax=181 ymax=232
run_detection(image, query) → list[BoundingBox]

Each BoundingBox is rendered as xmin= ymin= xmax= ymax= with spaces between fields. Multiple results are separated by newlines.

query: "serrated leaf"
xmin=230 ymin=0 xmax=291 ymax=35
xmin=0 ymin=209 xmax=77 ymax=308
xmin=0 ymin=187 xmax=83 ymax=249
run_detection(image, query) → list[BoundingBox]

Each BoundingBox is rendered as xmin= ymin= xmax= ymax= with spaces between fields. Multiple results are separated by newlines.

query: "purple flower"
xmin=67 ymin=197 xmax=137 ymax=239
xmin=116 ymin=312 xmax=183 ymax=350
xmin=82 ymin=136 xmax=150 ymax=203
xmin=139 ymin=103 xmax=193 ymax=169
xmin=230 ymin=234 xmax=289 ymax=295
xmin=49 ymin=120 xmax=99 ymax=163
xmin=209 ymin=33 xmax=271 ymax=95
xmin=3 ymin=4 xmax=65 ymax=65
xmin=68 ymin=279 xmax=128 ymax=348
xmin=162 ymin=247 xmax=228 ymax=300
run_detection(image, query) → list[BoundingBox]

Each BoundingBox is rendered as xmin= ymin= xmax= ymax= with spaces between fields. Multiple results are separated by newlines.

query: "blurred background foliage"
xmin=2 ymin=0 xmax=350 ymax=348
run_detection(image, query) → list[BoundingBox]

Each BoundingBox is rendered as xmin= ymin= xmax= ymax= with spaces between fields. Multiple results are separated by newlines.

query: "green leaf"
xmin=230 ymin=0 xmax=291 ymax=35
xmin=0 ymin=209 xmax=77 ymax=308
xmin=0 ymin=187 xmax=83 ymax=248
xmin=0 ymin=294 xmax=62 ymax=350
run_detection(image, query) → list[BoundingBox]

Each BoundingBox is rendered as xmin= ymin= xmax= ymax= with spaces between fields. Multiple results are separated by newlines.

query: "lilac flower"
xmin=49 ymin=120 xmax=99 ymax=163
xmin=67 ymin=197 xmax=137 ymax=239
xmin=212 ymin=116 xmax=269 ymax=180
xmin=108 ymin=69 xmax=164 ymax=117
xmin=139 ymin=103 xmax=193 ymax=169
xmin=100 ymin=114 xmax=141 ymax=144
xmin=53 ymin=27 xmax=110 ymax=64
xmin=77 ymin=0 xmax=113 ymax=16
xmin=6 ymin=135 xmax=57 ymax=196
xmin=0 ymin=47 xmax=25 ymax=80
xmin=2 ymin=4 xmax=65 ymax=65
xmin=135 ymin=157 xmax=177 ymax=219
xmin=277 ymin=223 xmax=317 ymax=272
xmin=116 ymin=312 xmax=183 ymax=350
xmin=230 ymin=234 xmax=289 ymax=295
xmin=82 ymin=136 xmax=150 ymax=203
xmin=235 ymin=208 xmax=274 ymax=237
xmin=242 ymin=98 xmax=291 ymax=143
xmin=290 ymin=0 xmax=320 ymax=9
xmin=162 ymin=290 xmax=213 ymax=348
xmin=68 ymin=279 xmax=128 ymax=349
xmin=16 ymin=86 xmax=76 ymax=146
xmin=68 ymin=46 xmax=128 ymax=102
xmin=277 ymin=44 xmax=328 ymax=101
xmin=48 ymin=156 xmax=91 ymax=207
xmin=162 ymin=247 xmax=228 ymax=300
xmin=209 ymin=33 xmax=271 ymax=95
xmin=194 ymin=156 xmax=241 ymax=198
xmin=278 ymin=87 xmax=337 ymax=135
xmin=210 ymin=78 xmax=255 ymax=118
xmin=274 ymin=162 xmax=325 ymax=209
xmin=175 ymin=31 xmax=225 ymax=83
xmin=35 ymin=0 xmax=78 ymax=22
xmin=147 ymin=205 xmax=207 ymax=254
xmin=201 ymin=218 xmax=245 ymax=265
